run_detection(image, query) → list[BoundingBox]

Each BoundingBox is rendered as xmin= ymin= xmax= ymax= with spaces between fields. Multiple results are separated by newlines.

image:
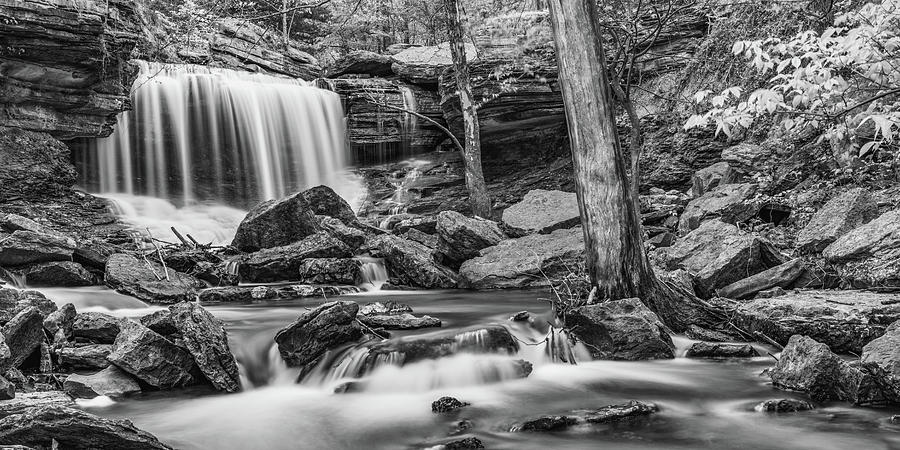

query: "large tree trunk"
xmin=443 ymin=0 xmax=492 ymax=219
xmin=546 ymin=0 xmax=654 ymax=300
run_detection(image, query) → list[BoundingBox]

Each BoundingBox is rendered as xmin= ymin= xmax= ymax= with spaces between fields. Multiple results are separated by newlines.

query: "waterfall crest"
xmin=79 ymin=61 xmax=353 ymax=209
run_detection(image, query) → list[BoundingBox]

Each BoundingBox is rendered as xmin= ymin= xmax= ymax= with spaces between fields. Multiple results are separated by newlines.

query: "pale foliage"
xmin=685 ymin=0 xmax=900 ymax=164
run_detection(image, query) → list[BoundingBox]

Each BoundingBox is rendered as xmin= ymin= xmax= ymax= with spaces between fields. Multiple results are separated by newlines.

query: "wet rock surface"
xmin=432 ymin=396 xmax=470 ymax=413
xmin=686 ymin=342 xmax=759 ymax=358
xmin=435 ymin=211 xmax=505 ymax=266
xmin=366 ymin=234 xmax=459 ymax=289
xmin=275 ymin=301 xmax=362 ymax=368
xmin=231 ymin=192 xmax=321 ymax=252
xmin=565 ymin=298 xmax=675 ymax=360
xmin=754 ymin=398 xmax=815 ymax=413
xmin=0 ymin=231 xmax=76 ymax=267
xmin=63 ymin=365 xmax=141 ymax=399
xmin=168 ymin=301 xmax=242 ymax=392
xmin=510 ymin=401 xmax=659 ymax=432
xmin=359 ymin=313 xmax=441 ymax=330
xmin=107 ymin=320 xmax=195 ymax=389
xmin=297 ymin=258 xmax=363 ymax=285
xmin=105 ymin=253 xmax=206 ymax=303
xmin=237 ymin=233 xmax=352 ymax=283
xmin=12 ymin=261 xmax=95 ymax=287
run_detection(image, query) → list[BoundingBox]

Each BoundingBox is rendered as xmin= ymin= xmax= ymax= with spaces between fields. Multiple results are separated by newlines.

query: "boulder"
xmin=42 ymin=302 xmax=76 ymax=343
xmin=501 ymin=190 xmax=580 ymax=234
xmin=0 ymin=231 xmax=76 ymax=266
xmin=274 ymin=301 xmax=362 ymax=368
xmin=107 ymin=320 xmax=195 ymax=389
xmin=435 ymin=211 xmax=505 ymax=265
xmin=443 ymin=437 xmax=485 ymax=450
xmin=302 ymin=185 xmax=359 ymax=226
xmin=460 ymin=227 xmax=584 ymax=289
xmin=0 ymin=375 xmax=14 ymax=400
xmin=366 ymin=234 xmax=459 ymax=289
xmin=716 ymin=259 xmax=807 ymax=300
xmin=359 ymin=302 xmax=413 ymax=316
xmin=15 ymin=261 xmax=95 ymax=287
xmin=231 ymin=192 xmax=321 ymax=252
xmin=678 ymin=183 xmax=759 ymax=234
xmin=732 ymin=290 xmax=900 ymax=354
xmin=510 ymin=401 xmax=659 ymax=432
xmin=168 ymin=301 xmax=242 ymax=392
xmin=691 ymin=162 xmax=736 ymax=197
xmin=862 ymin=320 xmax=900 ymax=377
xmin=359 ymin=313 xmax=441 ymax=330
xmin=432 ymin=396 xmax=470 ymax=413
xmin=654 ymin=220 xmax=784 ymax=297
xmin=63 ymin=365 xmax=141 ymax=399
xmin=391 ymin=215 xmax=438 ymax=235
xmin=0 ymin=214 xmax=55 ymax=235
xmin=325 ymin=50 xmax=394 ymax=77
xmin=297 ymin=258 xmax=363 ymax=285
xmin=390 ymin=42 xmax=477 ymax=85
xmin=0 ymin=406 xmax=173 ymax=450
xmin=140 ymin=310 xmax=177 ymax=336
xmin=0 ymin=391 xmax=74 ymax=416
xmin=0 ymin=334 xmax=11 ymax=370
xmin=57 ymin=344 xmax=112 ymax=370
xmin=565 ymin=298 xmax=675 ymax=360
xmin=319 ymin=216 xmax=366 ymax=250
xmin=73 ymin=312 xmax=122 ymax=344
xmin=796 ymin=188 xmax=877 ymax=253
xmin=238 ymin=233 xmax=352 ymax=283
xmin=685 ymin=342 xmax=758 ymax=358
xmin=823 ymin=209 xmax=900 ymax=288
xmin=3 ymin=307 xmax=45 ymax=368
xmin=105 ymin=253 xmax=206 ymax=303
xmin=754 ymin=399 xmax=814 ymax=413
xmin=0 ymin=289 xmax=56 ymax=322
xmin=199 ymin=284 xmax=361 ymax=303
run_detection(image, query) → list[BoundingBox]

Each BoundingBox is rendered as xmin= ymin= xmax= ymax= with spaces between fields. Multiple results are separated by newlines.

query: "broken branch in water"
xmin=171 ymin=227 xmax=193 ymax=248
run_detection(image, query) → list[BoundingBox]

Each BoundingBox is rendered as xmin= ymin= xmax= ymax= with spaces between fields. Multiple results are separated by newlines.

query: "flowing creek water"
xmin=34 ymin=287 xmax=900 ymax=450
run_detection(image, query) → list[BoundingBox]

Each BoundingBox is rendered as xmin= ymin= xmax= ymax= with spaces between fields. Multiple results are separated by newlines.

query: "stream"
xmin=37 ymin=287 xmax=900 ymax=450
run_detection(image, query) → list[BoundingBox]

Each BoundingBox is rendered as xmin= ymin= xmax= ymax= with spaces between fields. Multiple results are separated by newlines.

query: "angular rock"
xmin=654 ymin=220 xmax=784 ymax=297
xmin=105 ymin=253 xmax=206 ymax=303
xmin=318 ymin=216 xmax=366 ymax=250
xmin=15 ymin=261 xmax=95 ymax=287
xmin=0 ymin=374 xmax=14 ymax=400
xmin=73 ymin=312 xmax=122 ymax=344
xmin=231 ymin=192 xmax=321 ymax=252
xmin=57 ymin=344 xmax=112 ymax=370
xmin=238 ymin=233 xmax=352 ymax=283
xmin=210 ymin=18 xmax=321 ymax=79
xmin=366 ymin=234 xmax=459 ymax=289
xmin=168 ymin=301 xmax=242 ymax=392
xmin=691 ymin=161 xmax=736 ymax=197
xmin=685 ymin=342 xmax=758 ymax=358
xmin=716 ymin=259 xmax=806 ymax=300
xmin=363 ymin=325 xmax=518 ymax=367
xmin=302 ymin=185 xmax=359 ymax=226
xmin=432 ymin=396 xmax=470 ymax=413
xmin=823 ymin=209 xmax=900 ymax=288
xmin=297 ymin=258 xmax=363 ymax=285
xmin=754 ymin=398 xmax=814 ymax=413
xmin=501 ymin=189 xmax=580 ymax=234
xmin=0 ymin=391 xmax=74 ymax=417
xmin=3 ymin=307 xmax=45 ymax=368
xmin=199 ymin=284 xmax=361 ymax=303
xmin=770 ymin=335 xmax=861 ymax=403
xmin=359 ymin=313 xmax=441 ymax=330
xmin=443 ymin=437 xmax=485 ymax=450
xmin=1 ymin=214 xmax=51 ymax=235
xmin=733 ymin=290 xmax=900 ymax=354
xmin=390 ymin=42 xmax=477 ymax=85
xmin=436 ymin=211 xmax=505 ymax=265
xmin=862 ymin=320 xmax=900 ymax=377
xmin=326 ymin=50 xmax=394 ymax=77
xmin=140 ymin=310 xmax=177 ymax=337
xmin=42 ymin=302 xmax=76 ymax=343
xmin=359 ymin=302 xmax=413 ymax=316
xmin=510 ymin=401 xmax=659 ymax=432
xmin=0 ymin=230 xmax=75 ymax=266
xmin=678 ymin=183 xmax=758 ymax=234
xmin=63 ymin=365 xmax=141 ymax=399
xmin=274 ymin=301 xmax=362 ymax=368
xmin=796 ymin=188 xmax=877 ymax=253
xmin=565 ymin=298 xmax=675 ymax=360
xmin=107 ymin=320 xmax=195 ymax=389
xmin=0 ymin=334 xmax=11 ymax=371
xmin=721 ymin=143 xmax=773 ymax=175
xmin=460 ymin=227 xmax=584 ymax=289
xmin=0 ymin=406 xmax=173 ymax=450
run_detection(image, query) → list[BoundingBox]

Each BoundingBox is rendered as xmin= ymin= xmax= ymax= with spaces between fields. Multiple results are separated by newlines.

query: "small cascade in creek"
xmin=398 ymin=85 xmax=419 ymax=156
xmin=73 ymin=61 xmax=363 ymax=244
xmin=0 ymin=268 xmax=26 ymax=289
xmin=356 ymin=257 xmax=389 ymax=291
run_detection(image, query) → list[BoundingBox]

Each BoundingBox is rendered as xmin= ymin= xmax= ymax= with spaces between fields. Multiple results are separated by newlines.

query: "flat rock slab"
xmin=0 ymin=391 xmax=74 ymax=416
xmin=501 ymin=189 xmax=580 ymax=234
xmin=732 ymin=290 xmax=900 ymax=354
xmin=359 ymin=313 xmax=440 ymax=330
xmin=105 ymin=253 xmax=205 ymax=303
xmin=199 ymin=285 xmax=361 ymax=303
xmin=510 ymin=401 xmax=658 ymax=432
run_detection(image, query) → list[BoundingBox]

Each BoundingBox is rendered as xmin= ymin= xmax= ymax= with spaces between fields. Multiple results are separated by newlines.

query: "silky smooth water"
xmin=42 ymin=288 xmax=900 ymax=450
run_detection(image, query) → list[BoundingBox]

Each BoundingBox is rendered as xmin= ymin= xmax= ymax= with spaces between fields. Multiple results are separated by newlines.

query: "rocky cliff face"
xmin=0 ymin=0 xmax=141 ymax=139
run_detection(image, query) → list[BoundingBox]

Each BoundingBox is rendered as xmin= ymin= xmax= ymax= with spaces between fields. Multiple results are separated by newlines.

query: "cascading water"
xmin=356 ymin=257 xmax=389 ymax=291
xmin=76 ymin=61 xmax=362 ymax=243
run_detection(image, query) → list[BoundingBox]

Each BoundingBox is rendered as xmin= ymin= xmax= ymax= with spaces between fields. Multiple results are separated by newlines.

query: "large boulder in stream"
xmin=275 ymin=301 xmax=362 ymax=368
xmin=796 ymin=187 xmax=877 ymax=253
xmin=565 ymin=298 xmax=675 ymax=360
xmin=501 ymin=189 xmax=580 ymax=234
xmin=366 ymin=234 xmax=459 ymax=289
xmin=0 ymin=230 xmax=76 ymax=266
xmin=365 ymin=325 xmax=519 ymax=365
xmin=167 ymin=301 xmax=242 ymax=392
xmin=238 ymin=233 xmax=352 ymax=283
xmin=435 ymin=211 xmax=505 ymax=265
xmin=3 ymin=306 xmax=45 ymax=368
xmin=231 ymin=192 xmax=321 ymax=252
xmin=823 ymin=208 xmax=900 ymax=289
xmin=105 ymin=253 xmax=206 ymax=303
xmin=731 ymin=290 xmax=900 ymax=354
xmin=297 ymin=258 xmax=363 ymax=285
xmin=107 ymin=320 xmax=195 ymax=389
xmin=0 ymin=406 xmax=173 ymax=449
xmin=302 ymin=185 xmax=360 ymax=226
xmin=653 ymin=220 xmax=785 ymax=297
xmin=460 ymin=227 xmax=584 ymax=289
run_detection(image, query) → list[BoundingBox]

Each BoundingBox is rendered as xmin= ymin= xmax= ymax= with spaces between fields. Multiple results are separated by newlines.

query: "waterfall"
xmin=356 ymin=257 xmax=388 ymax=291
xmin=75 ymin=61 xmax=361 ymax=243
